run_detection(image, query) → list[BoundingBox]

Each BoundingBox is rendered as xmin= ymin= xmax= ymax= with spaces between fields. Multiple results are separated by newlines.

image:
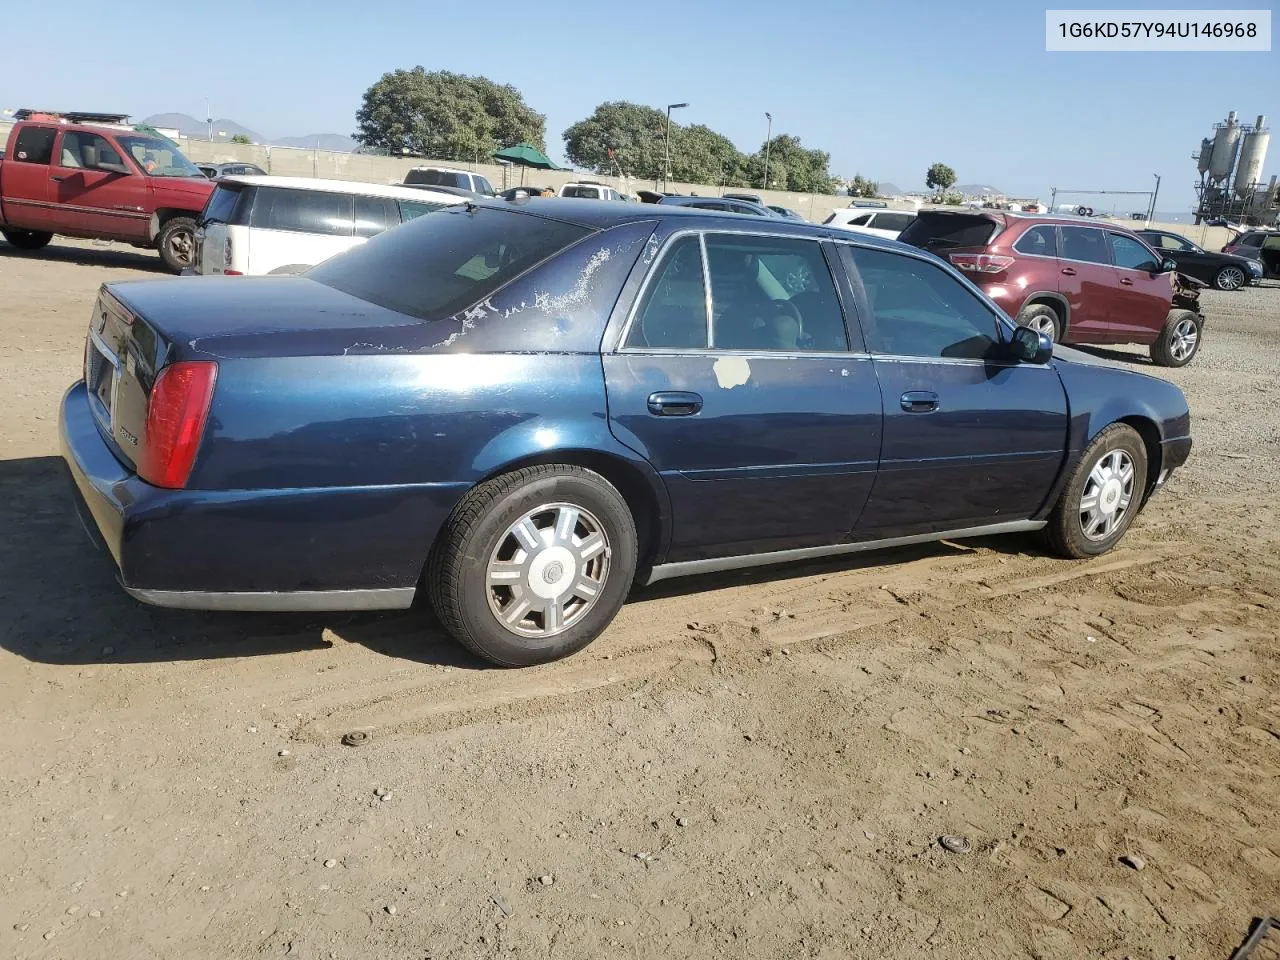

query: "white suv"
xmin=558 ymin=182 xmax=624 ymax=201
xmin=404 ymin=166 xmax=495 ymax=196
xmin=823 ymin=207 xmax=917 ymax=240
xmin=193 ymin=177 xmax=462 ymax=276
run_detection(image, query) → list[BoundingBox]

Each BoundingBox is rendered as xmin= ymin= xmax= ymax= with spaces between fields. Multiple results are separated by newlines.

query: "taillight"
xmin=137 ymin=361 xmax=217 ymax=489
xmin=1223 ymin=244 xmax=1238 ymax=254
xmin=950 ymin=253 xmax=1015 ymax=273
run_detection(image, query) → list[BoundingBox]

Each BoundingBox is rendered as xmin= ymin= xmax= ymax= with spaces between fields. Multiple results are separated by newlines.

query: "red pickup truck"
xmin=0 ymin=110 xmax=214 ymax=272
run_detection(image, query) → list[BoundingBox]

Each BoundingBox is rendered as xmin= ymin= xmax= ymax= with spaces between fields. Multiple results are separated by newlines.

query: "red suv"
xmin=898 ymin=211 xmax=1205 ymax=367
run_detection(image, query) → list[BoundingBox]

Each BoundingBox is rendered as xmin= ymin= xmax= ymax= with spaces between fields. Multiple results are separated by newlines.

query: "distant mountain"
xmin=141 ymin=113 xmax=356 ymax=153
xmin=956 ymin=182 xmax=1005 ymax=196
xmin=876 ymin=182 xmax=904 ymax=196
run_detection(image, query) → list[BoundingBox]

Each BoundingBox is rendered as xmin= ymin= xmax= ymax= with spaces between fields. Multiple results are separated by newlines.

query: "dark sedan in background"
xmin=1137 ymin=228 xmax=1262 ymax=290
xmin=657 ymin=195 xmax=779 ymax=217
xmin=60 ymin=201 xmax=1191 ymax=667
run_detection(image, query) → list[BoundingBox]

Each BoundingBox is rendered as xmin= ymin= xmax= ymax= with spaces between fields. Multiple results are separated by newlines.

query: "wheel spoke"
xmin=543 ymin=600 xmax=563 ymax=632
xmin=487 ymin=561 xmax=524 ymax=585
xmin=577 ymin=532 xmax=606 ymax=561
xmin=554 ymin=506 xmax=580 ymax=545
xmin=512 ymin=517 xmax=543 ymax=553
xmin=1116 ymin=490 xmax=1132 ymax=512
xmin=1088 ymin=462 xmax=1108 ymax=487
xmin=503 ymin=596 xmax=532 ymax=626
xmin=571 ymin=578 xmax=599 ymax=600
xmin=1079 ymin=491 xmax=1100 ymax=512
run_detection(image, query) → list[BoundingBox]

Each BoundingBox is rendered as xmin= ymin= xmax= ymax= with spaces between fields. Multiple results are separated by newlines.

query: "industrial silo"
xmin=1235 ymin=115 xmax=1270 ymax=199
xmin=1209 ymin=111 xmax=1242 ymax=183
xmin=1197 ymin=137 xmax=1214 ymax=176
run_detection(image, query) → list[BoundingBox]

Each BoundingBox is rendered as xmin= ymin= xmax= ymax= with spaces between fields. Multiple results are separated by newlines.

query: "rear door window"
xmin=1060 ymin=226 xmax=1111 ymax=265
xmin=251 ymin=187 xmax=354 ymax=236
xmin=201 ymin=183 xmax=252 ymax=226
xmin=475 ymin=176 xmax=494 ymax=195
xmin=1012 ymin=225 xmax=1058 ymax=257
xmin=12 ymin=126 xmax=56 ymax=164
xmin=354 ymin=195 xmax=395 ymax=238
xmin=626 ymin=235 xmax=708 ymax=349
xmin=398 ymin=199 xmax=447 ymax=222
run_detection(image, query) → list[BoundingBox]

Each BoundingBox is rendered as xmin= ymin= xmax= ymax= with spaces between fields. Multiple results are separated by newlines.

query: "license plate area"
xmin=85 ymin=330 xmax=120 ymax=429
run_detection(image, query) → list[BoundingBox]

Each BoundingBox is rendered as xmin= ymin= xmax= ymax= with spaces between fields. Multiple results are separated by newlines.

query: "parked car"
xmin=1222 ymin=228 xmax=1280 ymax=280
xmin=898 ymin=211 xmax=1206 ymax=366
xmin=404 ymin=166 xmax=495 ymax=197
xmin=823 ymin=208 xmax=917 ymax=240
xmin=657 ymin=195 xmax=778 ymax=216
xmin=558 ymin=182 xmax=625 ymax=201
xmin=191 ymin=176 xmax=461 ymax=276
xmin=198 ymin=162 xmax=267 ymax=180
xmin=1136 ymin=229 xmax=1261 ymax=290
xmin=768 ymin=205 xmax=806 ymax=221
xmin=499 ymin=186 xmax=554 ymax=200
xmin=636 ymin=190 xmax=678 ymax=204
xmin=0 ymin=109 xmax=213 ymax=271
xmin=60 ymin=199 xmax=1191 ymax=667
xmin=723 ymin=192 xmax=763 ymax=204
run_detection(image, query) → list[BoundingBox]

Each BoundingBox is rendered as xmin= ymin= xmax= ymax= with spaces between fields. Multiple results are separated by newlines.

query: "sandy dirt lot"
xmin=1 ymin=239 xmax=1277 ymax=960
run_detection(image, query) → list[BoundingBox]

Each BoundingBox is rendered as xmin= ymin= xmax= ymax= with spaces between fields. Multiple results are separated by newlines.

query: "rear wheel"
xmin=1 ymin=229 xmax=54 ymax=251
xmin=1213 ymin=264 xmax=1246 ymax=291
xmin=427 ymin=465 xmax=637 ymax=666
xmin=1015 ymin=303 xmax=1061 ymax=342
xmin=1045 ymin=423 xmax=1147 ymax=559
xmin=1149 ymin=309 xmax=1201 ymax=367
xmin=156 ymin=217 xmax=197 ymax=273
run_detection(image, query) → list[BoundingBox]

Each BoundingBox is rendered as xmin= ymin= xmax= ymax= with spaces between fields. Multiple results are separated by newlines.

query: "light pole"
xmin=663 ymin=102 xmax=688 ymax=192
xmin=762 ymin=112 xmax=773 ymax=191
xmin=1147 ymin=173 xmax=1161 ymax=222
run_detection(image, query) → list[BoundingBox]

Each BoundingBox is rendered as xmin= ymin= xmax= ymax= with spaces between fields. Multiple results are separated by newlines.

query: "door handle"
xmin=50 ymin=175 xmax=66 ymax=182
xmin=647 ymin=391 xmax=703 ymax=416
xmin=1060 ymin=267 xmax=1077 ymax=276
xmin=1119 ymin=277 xmax=1134 ymax=285
xmin=900 ymin=391 xmax=939 ymax=413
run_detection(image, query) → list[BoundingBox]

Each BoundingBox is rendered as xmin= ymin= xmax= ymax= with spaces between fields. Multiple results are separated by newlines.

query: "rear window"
xmin=1241 ymin=233 xmax=1266 ymax=247
xmin=12 ymin=126 xmax=56 ymax=164
xmin=250 ymin=187 xmax=353 ymax=236
xmin=307 ymin=206 xmax=593 ymax=322
xmin=562 ymin=186 xmax=600 ymax=198
xmin=876 ymin=213 xmax=915 ymax=232
xmin=201 ymin=183 xmax=252 ymax=226
xmin=898 ymin=213 xmax=1001 ymax=251
xmin=405 ymin=169 xmax=465 ymax=189
xmin=398 ymin=199 xmax=447 ymax=222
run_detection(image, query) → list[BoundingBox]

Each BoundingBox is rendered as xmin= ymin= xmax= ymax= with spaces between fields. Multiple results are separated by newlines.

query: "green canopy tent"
xmin=492 ymin=142 xmax=560 ymax=188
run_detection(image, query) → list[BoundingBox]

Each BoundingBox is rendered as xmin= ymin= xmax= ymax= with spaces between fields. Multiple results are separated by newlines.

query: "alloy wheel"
xmin=1170 ymin=316 xmax=1199 ymax=362
xmin=1216 ymin=266 xmax=1245 ymax=291
xmin=1078 ymin=450 xmax=1136 ymax=541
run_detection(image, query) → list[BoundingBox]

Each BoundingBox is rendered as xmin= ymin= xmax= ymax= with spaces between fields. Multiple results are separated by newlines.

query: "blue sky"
xmin=3 ymin=0 xmax=1275 ymax=210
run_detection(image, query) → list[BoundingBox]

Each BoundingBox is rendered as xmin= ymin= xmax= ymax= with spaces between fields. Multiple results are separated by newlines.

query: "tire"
xmin=1149 ymin=309 xmax=1202 ymax=367
xmin=1015 ymin=302 xmax=1061 ymax=342
xmin=427 ymin=465 xmax=638 ymax=667
xmin=1045 ymin=423 xmax=1148 ymax=559
xmin=1 ymin=228 xmax=54 ymax=251
xmin=156 ymin=216 xmax=197 ymax=273
xmin=1212 ymin=264 xmax=1246 ymax=291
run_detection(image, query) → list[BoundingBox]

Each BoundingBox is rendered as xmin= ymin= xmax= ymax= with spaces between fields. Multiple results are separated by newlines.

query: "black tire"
xmin=1149 ymin=309 xmax=1202 ymax=367
xmin=1212 ymin=264 xmax=1246 ymax=291
xmin=156 ymin=216 xmax=197 ymax=273
xmin=2 ymin=228 xmax=54 ymax=251
xmin=427 ymin=465 xmax=638 ymax=667
xmin=1045 ymin=423 xmax=1148 ymax=559
xmin=1015 ymin=302 xmax=1061 ymax=342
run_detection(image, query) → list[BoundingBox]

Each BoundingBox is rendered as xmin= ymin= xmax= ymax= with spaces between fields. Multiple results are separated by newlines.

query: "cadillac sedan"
xmin=61 ymin=199 xmax=1191 ymax=666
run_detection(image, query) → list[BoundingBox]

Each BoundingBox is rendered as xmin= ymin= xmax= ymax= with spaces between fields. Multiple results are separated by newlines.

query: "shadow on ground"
xmin=0 ymin=455 xmax=1047 ymax=669
xmin=0 ymin=240 xmax=167 ymax=273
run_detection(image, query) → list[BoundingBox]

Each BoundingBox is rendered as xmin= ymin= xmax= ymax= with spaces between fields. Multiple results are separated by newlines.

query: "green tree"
xmin=354 ymin=67 xmax=545 ymax=160
xmin=925 ymin=162 xmax=957 ymax=196
xmin=748 ymin=135 xmax=837 ymax=193
xmin=230 ymin=133 xmax=252 ymax=145
xmin=672 ymin=124 xmax=748 ymax=186
xmin=563 ymin=101 xmax=672 ymax=181
xmin=847 ymin=174 xmax=879 ymax=197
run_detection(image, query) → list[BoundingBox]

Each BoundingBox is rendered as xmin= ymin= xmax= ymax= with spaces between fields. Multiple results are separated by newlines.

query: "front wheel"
xmin=1213 ymin=264 xmax=1246 ymax=291
xmin=1015 ymin=303 xmax=1061 ymax=342
xmin=1045 ymin=423 xmax=1148 ymax=559
xmin=156 ymin=216 xmax=197 ymax=273
xmin=1149 ymin=309 xmax=1202 ymax=367
xmin=1 ymin=228 xmax=54 ymax=251
xmin=427 ymin=465 xmax=638 ymax=666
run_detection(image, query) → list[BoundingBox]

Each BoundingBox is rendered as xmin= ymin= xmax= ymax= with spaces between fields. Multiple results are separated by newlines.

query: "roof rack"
xmin=13 ymin=109 xmax=131 ymax=124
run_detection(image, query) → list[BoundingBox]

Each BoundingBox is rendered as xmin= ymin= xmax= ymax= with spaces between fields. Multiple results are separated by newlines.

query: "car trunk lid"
xmin=897 ymin=210 xmax=1006 ymax=257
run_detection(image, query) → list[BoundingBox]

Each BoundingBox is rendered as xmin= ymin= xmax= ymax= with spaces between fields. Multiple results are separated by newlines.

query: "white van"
xmin=822 ymin=208 xmax=917 ymax=240
xmin=193 ymin=177 xmax=463 ymax=276
xmin=558 ymin=181 xmax=624 ymax=201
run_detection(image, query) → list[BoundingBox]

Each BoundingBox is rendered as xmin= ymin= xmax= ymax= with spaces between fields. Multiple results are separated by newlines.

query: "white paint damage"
xmin=713 ymin=356 xmax=751 ymax=389
xmin=534 ymin=246 xmax=611 ymax=315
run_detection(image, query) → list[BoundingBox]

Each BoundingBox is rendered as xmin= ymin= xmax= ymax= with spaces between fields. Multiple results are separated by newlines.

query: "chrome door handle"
xmin=1119 ymin=277 xmax=1134 ymax=285
xmin=647 ymin=391 xmax=703 ymax=416
xmin=900 ymin=391 xmax=939 ymax=413
xmin=1061 ymin=267 xmax=1077 ymax=276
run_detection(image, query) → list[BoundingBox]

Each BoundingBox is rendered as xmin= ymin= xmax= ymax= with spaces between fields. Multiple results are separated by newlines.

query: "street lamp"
xmin=663 ymin=102 xmax=688 ymax=192
xmin=762 ymin=112 xmax=773 ymax=191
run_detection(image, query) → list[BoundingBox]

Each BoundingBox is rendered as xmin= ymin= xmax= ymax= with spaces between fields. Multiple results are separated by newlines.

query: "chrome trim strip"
xmin=698 ymin=232 xmax=715 ymax=347
xmin=125 ymin=585 xmax=417 ymax=612
xmin=644 ymin=520 xmax=1045 ymax=585
xmin=618 ymin=348 xmax=874 ymax=361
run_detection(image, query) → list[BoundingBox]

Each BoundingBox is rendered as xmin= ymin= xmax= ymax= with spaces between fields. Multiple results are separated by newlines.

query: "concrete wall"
xmin=0 ymin=120 xmax=1232 ymax=249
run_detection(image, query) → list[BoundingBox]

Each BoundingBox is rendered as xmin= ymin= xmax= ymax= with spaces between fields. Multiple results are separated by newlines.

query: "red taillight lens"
xmin=1223 ymin=245 xmax=1238 ymax=253
xmin=950 ymin=253 xmax=1016 ymax=273
xmin=137 ymin=361 xmax=217 ymax=489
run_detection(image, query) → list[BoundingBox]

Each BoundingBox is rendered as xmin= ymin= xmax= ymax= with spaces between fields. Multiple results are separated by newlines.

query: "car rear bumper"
xmin=59 ymin=381 xmax=463 ymax=612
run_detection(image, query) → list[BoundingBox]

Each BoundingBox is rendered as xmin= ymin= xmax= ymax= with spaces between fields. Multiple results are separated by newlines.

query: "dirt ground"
xmin=1 ymin=238 xmax=1277 ymax=960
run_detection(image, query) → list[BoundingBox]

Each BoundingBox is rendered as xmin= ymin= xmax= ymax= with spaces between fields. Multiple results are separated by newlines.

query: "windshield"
xmin=117 ymin=135 xmax=206 ymax=178
xmin=307 ymin=205 xmax=593 ymax=321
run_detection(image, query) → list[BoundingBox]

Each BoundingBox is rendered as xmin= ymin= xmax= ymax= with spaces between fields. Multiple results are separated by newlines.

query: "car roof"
xmin=408 ymin=166 xmax=472 ymax=174
xmin=218 ymin=175 xmax=463 ymax=203
xmin=480 ymin=197 xmax=923 ymax=253
xmin=916 ymin=208 xmax=1149 ymax=231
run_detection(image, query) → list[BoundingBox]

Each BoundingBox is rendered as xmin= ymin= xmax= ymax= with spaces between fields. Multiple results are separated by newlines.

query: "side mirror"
xmin=1010 ymin=325 xmax=1053 ymax=364
xmin=95 ymin=160 xmax=130 ymax=175
xmin=1159 ymin=258 xmax=1178 ymax=273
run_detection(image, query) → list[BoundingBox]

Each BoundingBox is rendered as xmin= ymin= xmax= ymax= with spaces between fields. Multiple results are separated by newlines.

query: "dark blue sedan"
xmin=60 ymin=199 xmax=1192 ymax=666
